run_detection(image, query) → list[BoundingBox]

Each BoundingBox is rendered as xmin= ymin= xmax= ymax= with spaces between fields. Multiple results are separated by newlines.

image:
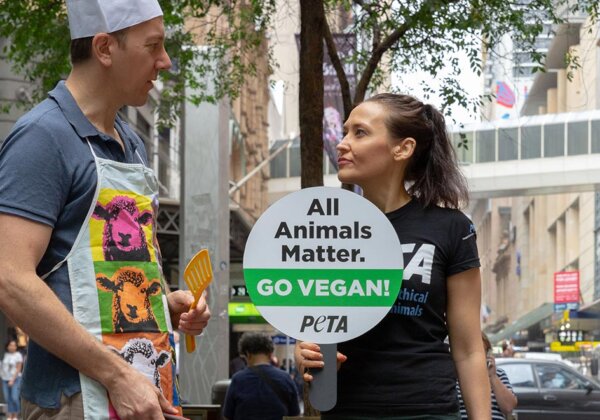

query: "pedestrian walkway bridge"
xmin=268 ymin=110 xmax=600 ymax=201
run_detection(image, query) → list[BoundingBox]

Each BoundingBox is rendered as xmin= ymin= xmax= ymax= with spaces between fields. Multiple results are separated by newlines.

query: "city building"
xmin=472 ymin=10 xmax=600 ymax=356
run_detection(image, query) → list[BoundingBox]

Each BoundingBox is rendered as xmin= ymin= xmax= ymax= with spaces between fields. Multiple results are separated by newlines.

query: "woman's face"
xmin=336 ymin=101 xmax=398 ymax=187
xmin=6 ymin=341 xmax=17 ymax=353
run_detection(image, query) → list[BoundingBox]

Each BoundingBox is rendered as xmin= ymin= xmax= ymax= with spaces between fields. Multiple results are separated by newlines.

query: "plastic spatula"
xmin=183 ymin=249 xmax=213 ymax=353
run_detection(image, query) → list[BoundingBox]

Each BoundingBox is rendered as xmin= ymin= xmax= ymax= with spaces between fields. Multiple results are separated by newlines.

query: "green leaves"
xmin=0 ymin=0 xmax=277 ymax=127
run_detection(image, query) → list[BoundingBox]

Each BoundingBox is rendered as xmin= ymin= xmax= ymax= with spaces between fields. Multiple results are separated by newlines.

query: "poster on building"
xmin=296 ymin=34 xmax=357 ymax=170
xmin=553 ymin=271 xmax=580 ymax=312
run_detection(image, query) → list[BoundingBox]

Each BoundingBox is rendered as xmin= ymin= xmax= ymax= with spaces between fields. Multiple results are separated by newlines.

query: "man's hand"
xmin=167 ymin=290 xmax=211 ymax=335
xmin=106 ymin=366 xmax=178 ymax=420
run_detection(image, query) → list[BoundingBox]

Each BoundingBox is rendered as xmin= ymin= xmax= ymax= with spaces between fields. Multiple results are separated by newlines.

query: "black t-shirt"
xmin=331 ymin=199 xmax=480 ymax=416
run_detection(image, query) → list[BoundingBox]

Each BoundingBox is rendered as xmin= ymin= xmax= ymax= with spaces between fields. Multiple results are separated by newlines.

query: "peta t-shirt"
xmin=331 ymin=199 xmax=480 ymax=416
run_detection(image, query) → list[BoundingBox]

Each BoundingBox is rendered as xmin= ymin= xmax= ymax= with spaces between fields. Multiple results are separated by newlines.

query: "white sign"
xmin=243 ymin=187 xmax=403 ymax=343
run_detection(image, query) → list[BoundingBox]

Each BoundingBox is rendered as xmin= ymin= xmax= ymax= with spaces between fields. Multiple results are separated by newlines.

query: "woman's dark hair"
xmin=238 ymin=332 xmax=274 ymax=356
xmin=365 ymin=93 xmax=469 ymax=209
xmin=70 ymin=29 xmax=128 ymax=65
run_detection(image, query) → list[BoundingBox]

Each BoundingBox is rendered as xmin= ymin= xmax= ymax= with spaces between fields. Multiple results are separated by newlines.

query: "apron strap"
xmin=41 ymin=138 xmax=101 ymax=280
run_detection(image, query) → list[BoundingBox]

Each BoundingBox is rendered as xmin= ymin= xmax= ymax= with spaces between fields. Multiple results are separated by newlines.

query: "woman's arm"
xmin=489 ymin=363 xmax=518 ymax=416
xmin=447 ymin=267 xmax=491 ymax=420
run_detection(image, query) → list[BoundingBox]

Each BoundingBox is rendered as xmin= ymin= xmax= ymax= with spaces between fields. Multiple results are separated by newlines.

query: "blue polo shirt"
xmin=0 ymin=81 xmax=149 ymax=408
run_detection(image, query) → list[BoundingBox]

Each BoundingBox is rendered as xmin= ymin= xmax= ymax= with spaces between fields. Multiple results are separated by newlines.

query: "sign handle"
xmin=308 ymin=343 xmax=337 ymax=411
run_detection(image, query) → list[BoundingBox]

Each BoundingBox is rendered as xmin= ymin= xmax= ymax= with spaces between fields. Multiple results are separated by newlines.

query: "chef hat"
xmin=66 ymin=0 xmax=163 ymax=39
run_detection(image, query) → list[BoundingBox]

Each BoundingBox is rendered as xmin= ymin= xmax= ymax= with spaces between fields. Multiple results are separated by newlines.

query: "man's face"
xmin=110 ymin=16 xmax=172 ymax=106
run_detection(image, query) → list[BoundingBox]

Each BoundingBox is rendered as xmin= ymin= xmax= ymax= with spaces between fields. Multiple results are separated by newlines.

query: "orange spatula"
xmin=183 ymin=249 xmax=213 ymax=352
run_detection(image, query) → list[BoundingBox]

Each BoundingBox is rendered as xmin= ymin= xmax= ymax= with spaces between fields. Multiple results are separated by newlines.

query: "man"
xmin=0 ymin=1 xmax=210 ymax=419
xmin=223 ymin=333 xmax=300 ymax=420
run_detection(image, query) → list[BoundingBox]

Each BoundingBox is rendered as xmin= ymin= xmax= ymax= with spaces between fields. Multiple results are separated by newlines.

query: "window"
xmin=289 ymin=145 xmax=300 ymax=177
xmin=592 ymin=120 xmax=600 ymax=154
xmin=535 ymin=364 xmax=587 ymax=390
xmin=501 ymin=363 xmax=536 ymax=388
xmin=521 ymin=125 xmax=541 ymax=159
xmin=567 ymin=121 xmax=588 ymax=156
xmin=544 ymin=123 xmax=564 ymax=157
xmin=499 ymin=128 xmax=518 ymax=161
xmin=477 ymin=130 xmax=496 ymax=163
xmin=453 ymin=132 xmax=474 ymax=164
xmin=270 ymin=149 xmax=287 ymax=178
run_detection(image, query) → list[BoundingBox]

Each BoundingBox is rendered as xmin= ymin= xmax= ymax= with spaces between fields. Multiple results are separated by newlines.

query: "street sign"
xmin=243 ymin=187 xmax=404 ymax=344
xmin=553 ymin=271 xmax=579 ymax=312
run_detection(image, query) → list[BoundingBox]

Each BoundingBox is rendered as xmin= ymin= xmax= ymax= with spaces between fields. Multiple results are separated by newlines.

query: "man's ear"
xmin=91 ymin=33 xmax=115 ymax=67
xmin=393 ymin=137 xmax=416 ymax=161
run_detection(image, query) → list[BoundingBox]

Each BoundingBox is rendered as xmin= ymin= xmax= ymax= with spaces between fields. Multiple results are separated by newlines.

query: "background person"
xmin=224 ymin=332 xmax=300 ymax=420
xmin=296 ymin=93 xmax=491 ymax=419
xmin=1 ymin=340 xmax=23 ymax=420
xmin=0 ymin=1 xmax=210 ymax=419
xmin=458 ymin=333 xmax=518 ymax=419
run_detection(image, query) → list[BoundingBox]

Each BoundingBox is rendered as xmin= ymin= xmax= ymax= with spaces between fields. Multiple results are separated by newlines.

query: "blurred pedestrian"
xmin=501 ymin=341 xmax=515 ymax=358
xmin=229 ymin=354 xmax=247 ymax=377
xmin=458 ymin=333 xmax=517 ymax=419
xmin=296 ymin=93 xmax=490 ymax=419
xmin=1 ymin=339 xmax=23 ymax=420
xmin=224 ymin=332 xmax=300 ymax=420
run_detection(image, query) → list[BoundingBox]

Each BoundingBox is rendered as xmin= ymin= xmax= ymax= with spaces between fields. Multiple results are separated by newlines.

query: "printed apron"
xmin=42 ymin=140 xmax=180 ymax=419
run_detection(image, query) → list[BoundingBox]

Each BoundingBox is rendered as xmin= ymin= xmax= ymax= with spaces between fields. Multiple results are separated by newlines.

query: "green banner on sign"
xmin=244 ymin=268 xmax=403 ymax=306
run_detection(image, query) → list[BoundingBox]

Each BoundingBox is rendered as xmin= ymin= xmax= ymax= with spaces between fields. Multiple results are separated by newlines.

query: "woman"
xmin=1 ymin=339 xmax=23 ymax=420
xmin=295 ymin=93 xmax=491 ymax=419
xmin=458 ymin=333 xmax=518 ymax=419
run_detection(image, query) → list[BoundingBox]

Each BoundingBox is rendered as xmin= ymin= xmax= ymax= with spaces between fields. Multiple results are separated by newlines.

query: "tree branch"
xmin=353 ymin=0 xmax=437 ymax=103
xmin=323 ymin=18 xmax=353 ymax=119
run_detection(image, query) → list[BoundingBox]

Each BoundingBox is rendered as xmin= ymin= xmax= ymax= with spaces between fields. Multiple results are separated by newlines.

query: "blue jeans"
xmin=2 ymin=377 xmax=21 ymax=414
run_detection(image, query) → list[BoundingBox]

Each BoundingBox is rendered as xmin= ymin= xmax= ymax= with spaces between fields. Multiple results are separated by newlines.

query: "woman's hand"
xmin=487 ymin=355 xmax=497 ymax=379
xmin=295 ymin=341 xmax=347 ymax=382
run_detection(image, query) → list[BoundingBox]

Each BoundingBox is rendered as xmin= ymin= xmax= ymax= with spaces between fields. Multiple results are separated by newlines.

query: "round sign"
xmin=243 ymin=187 xmax=403 ymax=344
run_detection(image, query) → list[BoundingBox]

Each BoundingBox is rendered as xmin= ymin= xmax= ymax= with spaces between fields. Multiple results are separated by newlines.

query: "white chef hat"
xmin=66 ymin=0 xmax=163 ymax=39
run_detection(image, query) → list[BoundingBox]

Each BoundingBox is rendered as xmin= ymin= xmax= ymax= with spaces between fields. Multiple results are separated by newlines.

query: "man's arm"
xmin=0 ymin=213 xmax=178 ymax=419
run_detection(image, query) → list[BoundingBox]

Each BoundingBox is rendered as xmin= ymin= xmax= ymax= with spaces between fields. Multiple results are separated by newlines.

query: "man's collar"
xmin=49 ymin=80 xmax=116 ymax=139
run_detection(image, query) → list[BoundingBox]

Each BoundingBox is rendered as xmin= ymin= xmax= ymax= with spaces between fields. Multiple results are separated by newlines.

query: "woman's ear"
xmin=393 ymin=137 xmax=416 ymax=161
xmin=91 ymin=33 xmax=115 ymax=67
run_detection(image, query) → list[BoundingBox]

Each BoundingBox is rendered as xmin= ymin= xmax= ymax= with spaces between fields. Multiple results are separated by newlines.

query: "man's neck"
xmin=65 ymin=68 xmax=124 ymax=148
xmin=247 ymin=354 xmax=272 ymax=367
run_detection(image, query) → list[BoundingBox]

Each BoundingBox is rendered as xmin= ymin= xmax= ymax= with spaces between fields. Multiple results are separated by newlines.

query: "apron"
xmin=42 ymin=140 xmax=180 ymax=419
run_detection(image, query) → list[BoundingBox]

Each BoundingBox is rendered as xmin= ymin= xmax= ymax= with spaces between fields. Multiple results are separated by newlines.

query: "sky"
xmin=391 ymin=49 xmax=485 ymax=127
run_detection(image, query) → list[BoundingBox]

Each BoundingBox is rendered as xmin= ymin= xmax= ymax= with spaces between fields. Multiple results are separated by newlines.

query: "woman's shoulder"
xmin=420 ymin=203 xmax=474 ymax=229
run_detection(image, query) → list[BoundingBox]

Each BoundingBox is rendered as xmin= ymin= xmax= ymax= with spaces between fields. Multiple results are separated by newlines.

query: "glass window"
xmin=592 ymin=120 xmax=600 ymax=154
xmin=270 ymin=149 xmax=287 ymax=178
xmin=501 ymin=363 xmax=536 ymax=388
xmin=477 ymin=130 xmax=496 ymax=163
xmin=452 ymin=132 xmax=474 ymax=164
xmin=535 ymin=364 xmax=587 ymax=390
xmin=499 ymin=128 xmax=519 ymax=161
xmin=521 ymin=125 xmax=541 ymax=159
xmin=544 ymin=123 xmax=565 ymax=157
xmin=567 ymin=121 xmax=588 ymax=156
xmin=289 ymin=146 xmax=300 ymax=177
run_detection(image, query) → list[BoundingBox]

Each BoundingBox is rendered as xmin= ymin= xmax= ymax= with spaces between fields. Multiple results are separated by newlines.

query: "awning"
xmin=581 ymin=298 xmax=600 ymax=314
xmin=488 ymin=302 xmax=554 ymax=344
